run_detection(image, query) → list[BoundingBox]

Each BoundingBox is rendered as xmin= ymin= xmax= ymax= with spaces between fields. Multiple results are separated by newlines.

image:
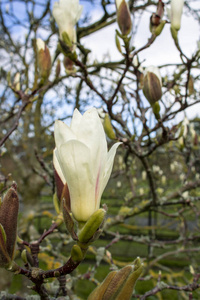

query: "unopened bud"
xmin=170 ymin=0 xmax=184 ymax=31
xmin=115 ymin=33 xmax=122 ymax=53
xmin=78 ymin=209 xmax=106 ymax=244
xmin=143 ymin=66 xmax=162 ymax=105
xmin=0 ymin=185 xmax=19 ymax=267
xmin=188 ymin=76 xmax=194 ymax=96
xmin=13 ymin=72 xmax=20 ymax=91
xmin=116 ymin=0 xmax=132 ymax=36
xmin=103 ymin=114 xmax=117 ymax=140
xmin=156 ymin=0 xmax=164 ymax=19
xmin=71 ymin=244 xmax=84 ymax=262
xmin=36 ymin=38 xmax=51 ymax=80
xmin=152 ymin=102 xmax=161 ymax=120
xmin=150 ymin=1 xmax=165 ymax=36
xmin=88 ymin=257 xmax=143 ymax=300
xmin=21 ymin=249 xmax=28 ymax=264
xmin=88 ymin=271 xmax=118 ymax=300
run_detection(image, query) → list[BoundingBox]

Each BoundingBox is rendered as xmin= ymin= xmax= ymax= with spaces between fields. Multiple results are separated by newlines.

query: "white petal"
xmin=36 ymin=38 xmax=45 ymax=51
xmin=58 ymin=140 xmax=96 ymax=221
xmin=54 ymin=120 xmax=75 ymax=148
xmin=53 ymin=148 xmax=66 ymax=184
xmin=171 ymin=0 xmax=184 ymax=30
xmin=77 ymin=108 xmax=107 ymax=173
xmin=97 ymin=142 xmax=122 ymax=206
xmin=70 ymin=108 xmax=82 ymax=132
xmin=115 ymin=0 xmax=122 ymax=10
xmin=52 ymin=0 xmax=83 ymax=40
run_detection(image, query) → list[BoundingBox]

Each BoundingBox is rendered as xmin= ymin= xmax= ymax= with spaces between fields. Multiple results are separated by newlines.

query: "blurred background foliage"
xmin=1 ymin=0 xmax=200 ymax=299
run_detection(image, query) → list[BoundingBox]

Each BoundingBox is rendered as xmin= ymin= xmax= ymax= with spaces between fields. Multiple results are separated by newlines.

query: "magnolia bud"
xmin=103 ymin=114 xmax=117 ymax=140
xmin=152 ymin=102 xmax=161 ymax=120
xmin=36 ymin=38 xmax=51 ymax=80
xmin=188 ymin=76 xmax=194 ymax=96
xmin=71 ymin=244 xmax=84 ymax=262
xmin=170 ymin=0 xmax=184 ymax=31
xmin=0 ymin=185 xmax=19 ymax=267
xmin=88 ymin=257 xmax=143 ymax=300
xmin=13 ymin=72 xmax=20 ymax=91
xmin=88 ymin=271 xmax=117 ymax=300
xmin=143 ymin=66 xmax=162 ymax=105
xmin=116 ymin=0 xmax=132 ymax=35
xmin=150 ymin=0 xmax=165 ymax=36
xmin=78 ymin=209 xmax=106 ymax=244
xmin=115 ymin=33 xmax=122 ymax=53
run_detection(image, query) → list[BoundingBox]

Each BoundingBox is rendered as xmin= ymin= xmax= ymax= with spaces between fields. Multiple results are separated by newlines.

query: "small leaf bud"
xmin=71 ymin=244 xmax=84 ymax=262
xmin=103 ymin=114 xmax=117 ymax=140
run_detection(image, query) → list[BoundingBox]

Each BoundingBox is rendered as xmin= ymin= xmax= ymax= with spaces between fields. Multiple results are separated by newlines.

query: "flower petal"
xmin=57 ymin=140 xmax=96 ymax=221
xmin=54 ymin=120 xmax=76 ymax=148
xmin=70 ymin=108 xmax=82 ymax=132
xmin=53 ymin=149 xmax=66 ymax=184
xmin=97 ymin=142 xmax=122 ymax=205
xmin=77 ymin=108 xmax=107 ymax=175
xmin=53 ymin=0 xmax=83 ymax=40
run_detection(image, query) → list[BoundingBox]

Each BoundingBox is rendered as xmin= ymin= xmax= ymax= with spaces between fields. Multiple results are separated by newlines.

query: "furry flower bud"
xmin=88 ymin=257 xmax=143 ymax=300
xmin=143 ymin=66 xmax=162 ymax=105
xmin=36 ymin=38 xmax=51 ymax=80
xmin=116 ymin=0 xmax=132 ymax=35
xmin=0 ymin=185 xmax=19 ymax=267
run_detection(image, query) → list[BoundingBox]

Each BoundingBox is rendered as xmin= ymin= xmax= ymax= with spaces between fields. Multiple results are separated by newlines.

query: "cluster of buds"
xmin=88 ymin=257 xmax=143 ymax=300
xmin=0 ymin=184 xmax=19 ymax=268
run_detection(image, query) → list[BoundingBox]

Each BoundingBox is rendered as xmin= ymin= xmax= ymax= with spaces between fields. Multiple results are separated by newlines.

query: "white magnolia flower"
xmin=169 ymin=0 xmax=184 ymax=31
xmin=53 ymin=108 xmax=121 ymax=222
xmin=52 ymin=0 xmax=83 ymax=43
